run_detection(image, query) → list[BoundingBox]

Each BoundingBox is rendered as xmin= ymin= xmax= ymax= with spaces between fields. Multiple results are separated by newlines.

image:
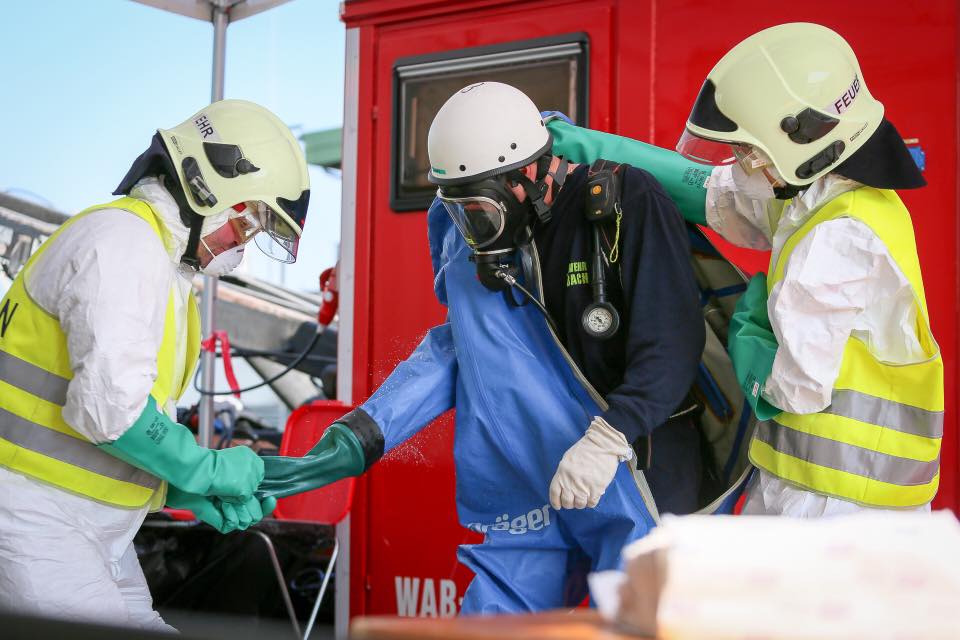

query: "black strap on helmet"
xmin=114 ymin=133 xmax=209 ymax=269
xmin=178 ymin=199 xmax=205 ymax=269
xmin=773 ymin=184 xmax=802 ymax=200
xmin=547 ymin=157 xmax=570 ymax=200
xmin=510 ymin=170 xmax=551 ymax=224
xmin=507 ymin=154 xmax=571 ymax=225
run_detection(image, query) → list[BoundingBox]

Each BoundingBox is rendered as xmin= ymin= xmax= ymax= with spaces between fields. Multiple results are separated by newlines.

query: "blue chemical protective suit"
xmin=360 ymin=201 xmax=668 ymax=613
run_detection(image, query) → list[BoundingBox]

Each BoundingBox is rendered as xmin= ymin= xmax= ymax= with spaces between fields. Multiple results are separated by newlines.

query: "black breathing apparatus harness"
xmin=489 ymin=157 xmax=628 ymax=342
xmin=485 ymin=155 xmax=571 ymax=335
xmin=580 ymin=159 xmax=629 ymax=340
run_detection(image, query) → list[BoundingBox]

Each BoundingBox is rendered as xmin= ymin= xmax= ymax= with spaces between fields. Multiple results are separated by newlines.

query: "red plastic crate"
xmin=272 ymin=400 xmax=356 ymax=525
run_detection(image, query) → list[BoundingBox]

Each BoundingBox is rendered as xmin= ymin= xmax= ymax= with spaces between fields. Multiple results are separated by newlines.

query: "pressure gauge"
xmin=582 ymin=302 xmax=620 ymax=340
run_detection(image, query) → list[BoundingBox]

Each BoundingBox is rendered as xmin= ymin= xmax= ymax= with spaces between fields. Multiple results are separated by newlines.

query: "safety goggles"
xmin=199 ymin=200 xmax=302 ymax=266
xmin=199 ymin=205 xmax=263 ymax=264
xmin=438 ymin=192 xmax=507 ymax=251
xmin=731 ymin=146 xmax=787 ymax=188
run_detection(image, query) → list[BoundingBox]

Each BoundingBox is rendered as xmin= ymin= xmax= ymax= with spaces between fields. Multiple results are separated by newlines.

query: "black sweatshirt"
xmin=533 ymin=163 xmax=705 ymax=444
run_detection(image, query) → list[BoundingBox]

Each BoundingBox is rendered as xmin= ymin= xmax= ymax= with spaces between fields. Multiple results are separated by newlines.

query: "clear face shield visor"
xmin=198 ymin=205 xmax=261 ymax=267
xmin=198 ymin=201 xmax=301 ymax=267
xmin=676 ymin=129 xmax=786 ymax=188
xmin=438 ymin=192 xmax=507 ymax=251
xmin=249 ymin=201 xmax=300 ymax=264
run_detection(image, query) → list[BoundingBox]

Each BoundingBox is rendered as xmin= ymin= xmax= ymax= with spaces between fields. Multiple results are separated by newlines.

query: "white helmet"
xmin=427 ymin=82 xmax=568 ymax=292
xmin=427 ymin=82 xmax=551 ymax=186
xmin=156 ymin=99 xmax=310 ymax=263
xmin=677 ymin=22 xmax=884 ymax=186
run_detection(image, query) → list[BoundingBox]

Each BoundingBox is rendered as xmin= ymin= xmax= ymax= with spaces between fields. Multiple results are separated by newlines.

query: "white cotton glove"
xmin=549 ymin=417 xmax=633 ymax=510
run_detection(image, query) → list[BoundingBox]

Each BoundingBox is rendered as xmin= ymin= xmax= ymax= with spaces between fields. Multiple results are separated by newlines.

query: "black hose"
xmin=193 ymin=328 xmax=324 ymax=396
xmin=496 ymin=270 xmax=561 ymax=336
xmin=229 ymin=346 xmax=334 ymax=362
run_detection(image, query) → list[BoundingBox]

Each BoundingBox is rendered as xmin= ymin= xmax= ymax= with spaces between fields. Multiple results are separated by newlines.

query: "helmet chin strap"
xmin=160 ymin=173 xmax=204 ymax=269
xmin=773 ymin=184 xmax=801 ymax=199
xmin=181 ymin=213 xmax=205 ymax=270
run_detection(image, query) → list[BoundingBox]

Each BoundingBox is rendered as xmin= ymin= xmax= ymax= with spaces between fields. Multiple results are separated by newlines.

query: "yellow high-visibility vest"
xmin=0 ymin=197 xmax=200 ymax=509
xmin=749 ymin=186 xmax=943 ymax=508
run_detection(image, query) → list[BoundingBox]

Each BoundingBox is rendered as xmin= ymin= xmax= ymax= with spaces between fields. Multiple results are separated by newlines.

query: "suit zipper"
xmin=528 ymin=240 xmax=661 ymax=519
xmin=529 ymin=240 xmax=608 ymax=410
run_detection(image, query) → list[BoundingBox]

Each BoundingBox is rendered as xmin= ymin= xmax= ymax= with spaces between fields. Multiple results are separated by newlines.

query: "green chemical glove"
xmin=547 ymin=118 xmax=709 ymax=225
xmin=728 ymin=273 xmax=782 ymax=421
xmin=99 ymin=396 xmax=264 ymax=498
xmin=166 ymin=485 xmax=277 ymax=534
xmin=257 ymin=409 xmax=384 ymax=500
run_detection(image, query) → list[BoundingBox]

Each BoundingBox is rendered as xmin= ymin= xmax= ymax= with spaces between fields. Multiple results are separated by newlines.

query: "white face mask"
xmin=201 ymin=245 xmax=245 ymax=277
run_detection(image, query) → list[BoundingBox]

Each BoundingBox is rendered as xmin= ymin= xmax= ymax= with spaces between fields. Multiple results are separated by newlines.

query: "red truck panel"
xmin=341 ymin=0 xmax=959 ymax=620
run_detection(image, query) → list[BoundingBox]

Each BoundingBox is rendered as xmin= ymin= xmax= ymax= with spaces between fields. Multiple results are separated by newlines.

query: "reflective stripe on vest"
xmin=0 ymin=197 xmax=200 ymax=509
xmin=755 ymin=420 xmax=939 ymax=486
xmin=748 ymin=187 xmax=943 ymax=508
xmin=0 ymin=349 xmax=68 ymax=405
xmin=0 ymin=407 xmax=159 ymax=488
xmin=823 ymin=389 xmax=943 ymax=440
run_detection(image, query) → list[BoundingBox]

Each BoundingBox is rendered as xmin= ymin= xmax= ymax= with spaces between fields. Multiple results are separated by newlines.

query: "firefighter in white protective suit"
xmin=0 ymin=99 xmax=310 ymax=629
xmin=675 ymin=23 xmax=941 ymax=516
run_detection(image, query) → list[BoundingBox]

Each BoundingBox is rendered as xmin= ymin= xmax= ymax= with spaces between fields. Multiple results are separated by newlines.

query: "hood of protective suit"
xmin=786 ymin=173 xmax=861 ymax=228
xmin=129 ymin=177 xmax=231 ymax=267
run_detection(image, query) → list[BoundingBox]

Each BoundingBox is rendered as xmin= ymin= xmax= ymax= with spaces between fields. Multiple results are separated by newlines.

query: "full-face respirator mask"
xmin=437 ymin=155 xmax=567 ymax=292
xmin=437 ymin=175 xmax=535 ymax=291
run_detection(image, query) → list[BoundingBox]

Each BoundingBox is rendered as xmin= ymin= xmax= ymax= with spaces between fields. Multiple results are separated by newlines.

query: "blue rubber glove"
xmin=540 ymin=110 xmax=574 ymax=125
xmin=99 ymin=396 xmax=264 ymax=498
xmin=728 ymin=273 xmax=783 ymax=421
xmin=166 ymin=486 xmax=277 ymax=534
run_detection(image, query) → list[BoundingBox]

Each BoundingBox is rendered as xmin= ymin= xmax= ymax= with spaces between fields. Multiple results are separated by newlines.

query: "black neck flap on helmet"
xmin=114 ymin=133 xmax=207 ymax=269
xmin=833 ymin=119 xmax=926 ymax=190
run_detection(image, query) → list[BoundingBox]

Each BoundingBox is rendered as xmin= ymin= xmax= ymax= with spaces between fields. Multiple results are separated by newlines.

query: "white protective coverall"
xmin=0 ymin=178 xmax=230 ymax=630
xmin=704 ymin=164 xmax=932 ymax=517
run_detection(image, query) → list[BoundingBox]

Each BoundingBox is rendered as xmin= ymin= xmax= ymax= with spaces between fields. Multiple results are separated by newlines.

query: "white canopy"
xmin=128 ymin=0 xmax=295 ymax=447
xmin=131 ymin=0 xmax=291 ymax=22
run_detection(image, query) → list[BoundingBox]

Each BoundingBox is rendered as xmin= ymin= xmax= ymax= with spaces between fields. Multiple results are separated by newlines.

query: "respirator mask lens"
xmin=439 ymin=193 xmax=506 ymax=250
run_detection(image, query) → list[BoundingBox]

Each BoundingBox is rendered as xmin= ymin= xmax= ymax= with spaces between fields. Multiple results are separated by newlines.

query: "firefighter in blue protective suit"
xmin=258 ymin=82 xmax=715 ymax=613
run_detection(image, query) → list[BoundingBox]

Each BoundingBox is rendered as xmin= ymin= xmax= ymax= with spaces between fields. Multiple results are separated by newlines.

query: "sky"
xmin=0 ymin=0 xmax=346 ymax=419
xmin=0 ymin=0 xmax=346 ymax=292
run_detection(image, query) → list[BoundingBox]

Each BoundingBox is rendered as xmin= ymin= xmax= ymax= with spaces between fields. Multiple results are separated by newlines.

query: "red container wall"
xmin=342 ymin=0 xmax=959 ymax=620
xmin=645 ymin=3 xmax=959 ymax=517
